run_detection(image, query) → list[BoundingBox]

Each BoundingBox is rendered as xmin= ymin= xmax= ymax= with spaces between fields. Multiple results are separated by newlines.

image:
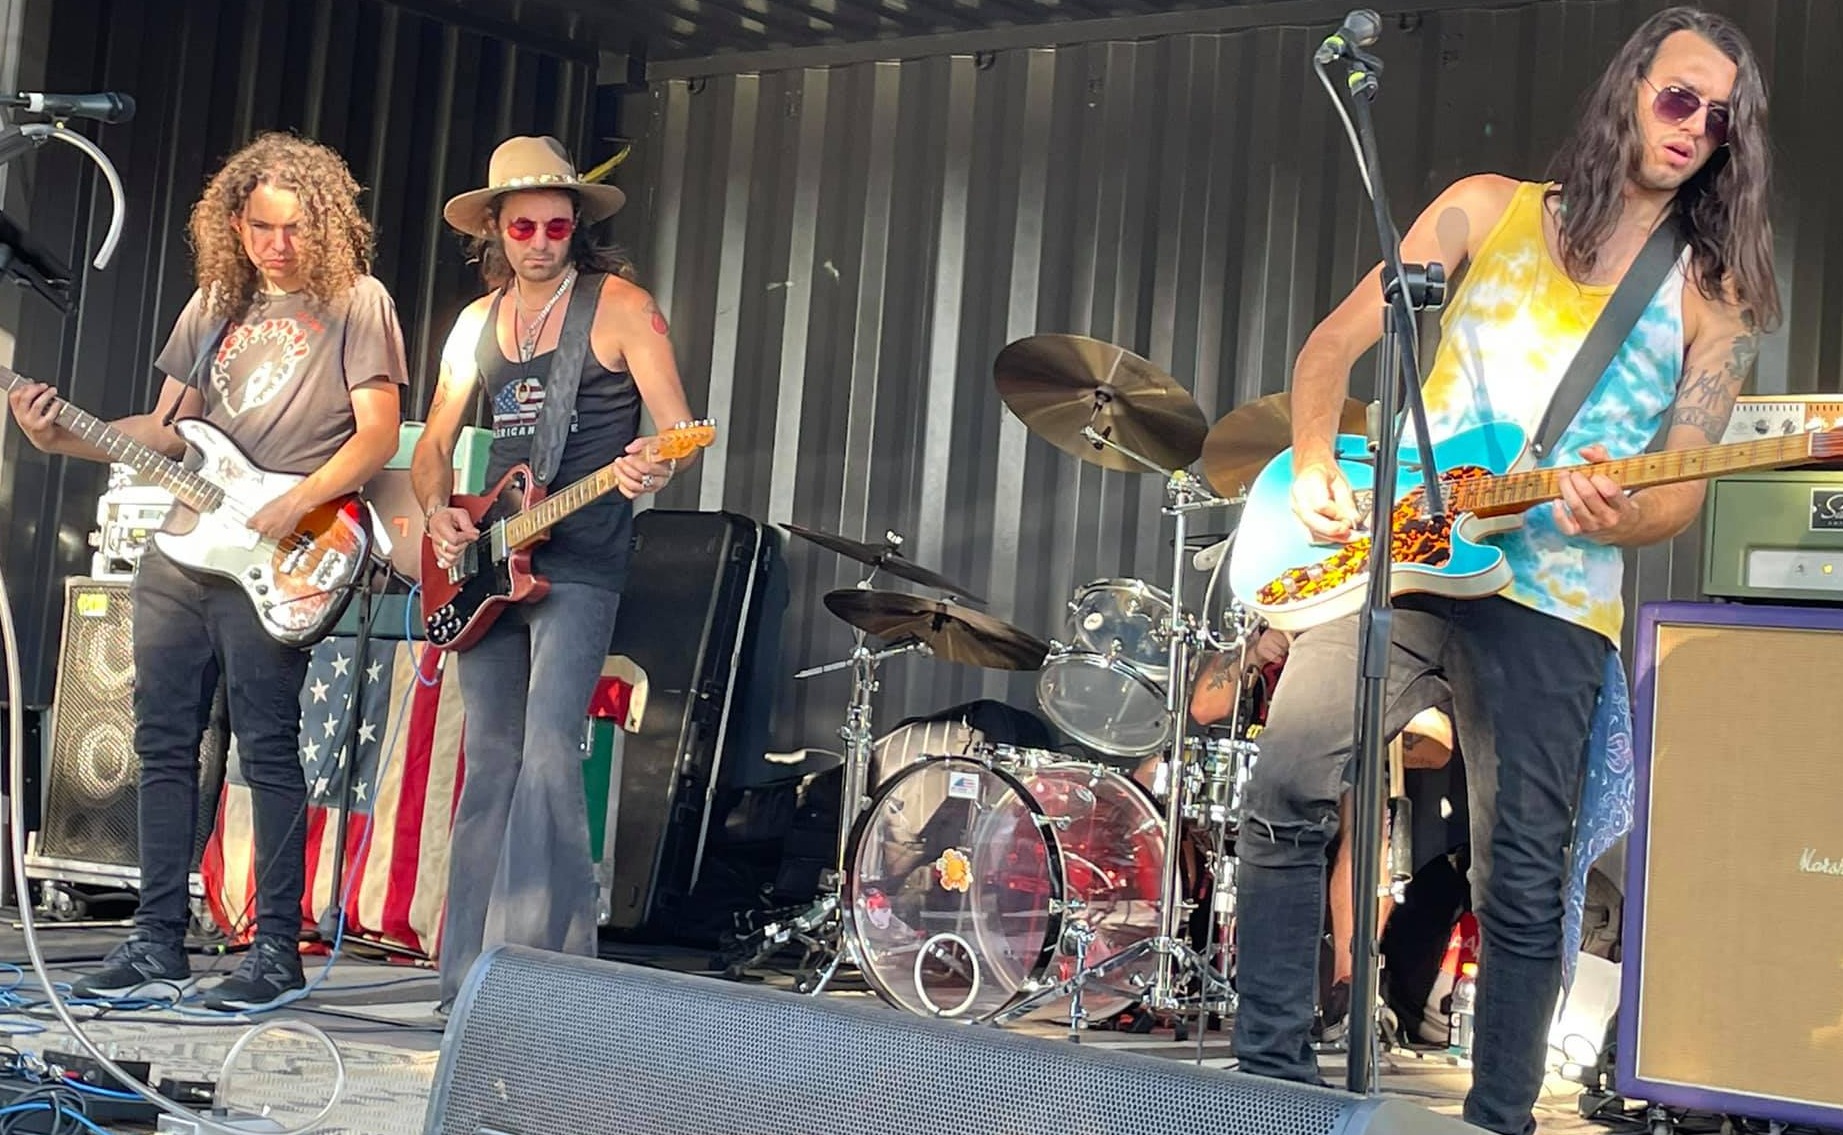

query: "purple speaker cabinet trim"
xmin=1619 ymin=600 xmax=1843 ymax=1130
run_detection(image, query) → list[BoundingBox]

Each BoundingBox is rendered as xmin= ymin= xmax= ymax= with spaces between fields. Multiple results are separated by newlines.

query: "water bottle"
xmin=1448 ymin=961 xmax=1477 ymax=1061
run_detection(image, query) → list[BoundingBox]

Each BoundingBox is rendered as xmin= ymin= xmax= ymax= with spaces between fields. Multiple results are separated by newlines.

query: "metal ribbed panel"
xmin=614 ymin=0 xmax=1843 ymax=750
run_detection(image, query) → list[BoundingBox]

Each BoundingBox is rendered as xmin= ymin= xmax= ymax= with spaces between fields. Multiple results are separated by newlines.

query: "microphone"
xmin=0 ymin=91 xmax=136 ymax=123
xmin=1314 ymin=9 xmax=1382 ymax=65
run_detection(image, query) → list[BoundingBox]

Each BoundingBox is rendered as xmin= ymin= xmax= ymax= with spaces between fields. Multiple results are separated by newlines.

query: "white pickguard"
xmin=151 ymin=419 xmax=356 ymax=643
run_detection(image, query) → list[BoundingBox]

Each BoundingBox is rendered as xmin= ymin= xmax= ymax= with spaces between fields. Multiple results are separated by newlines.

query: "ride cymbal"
xmin=782 ymin=523 xmax=983 ymax=603
xmin=1200 ymin=392 xmax=1370 ymax=497
xmin=823 ymin=590 xmax=1049 ymax=671
xmin=993 ymin=334 xmax=1208 ymax=474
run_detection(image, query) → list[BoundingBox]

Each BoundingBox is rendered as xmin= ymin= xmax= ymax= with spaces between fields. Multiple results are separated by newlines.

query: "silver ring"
xmin=642 ymin=473 xmax=656 ymax=490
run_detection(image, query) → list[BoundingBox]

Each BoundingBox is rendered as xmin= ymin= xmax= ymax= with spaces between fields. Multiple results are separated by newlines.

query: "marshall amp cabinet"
xmin=1621 ymin=602 xmax=1843 ymax=1130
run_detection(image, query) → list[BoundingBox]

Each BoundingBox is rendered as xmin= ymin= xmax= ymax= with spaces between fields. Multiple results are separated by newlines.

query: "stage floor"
xmin=0 ymin=918 xmax=1613 ymax=1134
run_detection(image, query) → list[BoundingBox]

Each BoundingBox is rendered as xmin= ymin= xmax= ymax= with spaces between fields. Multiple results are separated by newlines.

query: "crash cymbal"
xmin=823 ymin=589 xmax=1050 ymax=671
xmin=993 ymin=334 xmax=1208 ymax=474
xmin=782 ymin=524 xmax=984 ymax=603
xmin=1200 ymin=392 xmax=1370 ymax=497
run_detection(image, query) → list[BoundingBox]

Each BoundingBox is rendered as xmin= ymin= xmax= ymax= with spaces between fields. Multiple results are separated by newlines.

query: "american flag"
xmin=200 ymin=636 xmax=467 ymax=958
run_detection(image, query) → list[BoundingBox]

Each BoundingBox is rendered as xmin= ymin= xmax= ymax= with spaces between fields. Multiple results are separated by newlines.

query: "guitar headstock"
xmin=1809 ymin=427 xmax=1843 ymax=462
xmin=649 ymin=419 xmax=719 ymax=461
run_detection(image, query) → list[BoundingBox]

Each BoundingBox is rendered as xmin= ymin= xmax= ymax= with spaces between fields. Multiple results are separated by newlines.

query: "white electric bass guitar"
xmin=3 ymin=364 xmax=369 ymax=647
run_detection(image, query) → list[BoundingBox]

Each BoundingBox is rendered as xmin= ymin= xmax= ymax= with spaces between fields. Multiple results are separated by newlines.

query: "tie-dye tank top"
xmin=1411 ymin=180 xmax=1686 ymax=642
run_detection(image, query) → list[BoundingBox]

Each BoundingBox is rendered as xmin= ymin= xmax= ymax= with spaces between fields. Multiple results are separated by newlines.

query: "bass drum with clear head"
xmin=843 ymin=746 xmax=1167 ymax=1023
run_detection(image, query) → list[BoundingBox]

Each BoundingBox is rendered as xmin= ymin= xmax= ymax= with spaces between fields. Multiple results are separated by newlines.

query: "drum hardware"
xmin=728 ymin=633 xmax=927 ymax=990
xmin=781 ymin=522 xmax=985 ymax=603
xmin=989 ymin=333 xmax=1278 ymax=1035
xmin=766 ymin=579 xmax=1047 ymax=994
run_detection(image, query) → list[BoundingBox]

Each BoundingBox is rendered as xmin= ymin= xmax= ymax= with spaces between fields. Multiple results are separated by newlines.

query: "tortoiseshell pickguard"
xmin=1254 ymin=466 xmax=1492 ymax=608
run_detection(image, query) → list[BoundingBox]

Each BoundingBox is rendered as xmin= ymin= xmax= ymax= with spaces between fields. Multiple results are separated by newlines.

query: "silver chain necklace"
xmin=514 ymin=268 xmax=576 ymax=362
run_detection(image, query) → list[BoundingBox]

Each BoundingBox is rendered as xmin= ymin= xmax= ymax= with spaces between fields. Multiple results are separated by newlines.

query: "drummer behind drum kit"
xmin=747 ymin=333 xmax=1368 ymax=1042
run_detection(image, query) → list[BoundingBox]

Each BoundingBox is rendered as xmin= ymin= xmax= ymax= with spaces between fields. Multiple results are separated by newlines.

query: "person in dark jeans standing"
xmin=5 ymin=133 xmax=408 ymax=1009
xmin=412 ymin=136 xmax=699 ymax=1011
xmin=1227 ymin=9 xmax=1776 ymax=1134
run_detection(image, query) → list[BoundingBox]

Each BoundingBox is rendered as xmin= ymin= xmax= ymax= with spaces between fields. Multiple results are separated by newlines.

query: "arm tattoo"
xmin=645 ymin=301 xmax=669 ymax=336
xmin=1671 ymin=310 xmax=1759 ymax=444
xmin=427 ymin=385 xmax=449 ymax=421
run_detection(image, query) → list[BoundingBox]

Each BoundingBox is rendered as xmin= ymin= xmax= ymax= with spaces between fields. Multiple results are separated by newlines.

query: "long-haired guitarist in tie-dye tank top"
xmin=1226 ymin=10 xmax=1781 ymax=1135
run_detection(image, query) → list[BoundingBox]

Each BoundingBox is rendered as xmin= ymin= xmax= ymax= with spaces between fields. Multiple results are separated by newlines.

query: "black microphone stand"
xmin=1319 ymin=43 xmax=1447 ymax=1095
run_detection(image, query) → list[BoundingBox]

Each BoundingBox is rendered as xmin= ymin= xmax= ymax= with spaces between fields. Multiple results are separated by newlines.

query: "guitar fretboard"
xmin=1455 ymin=433 xmax=1824 ymax=516
xmin=503 ymin=461 xmax=626 ymax=549
xmin=1 ymin=366 xmax=222 ymax=512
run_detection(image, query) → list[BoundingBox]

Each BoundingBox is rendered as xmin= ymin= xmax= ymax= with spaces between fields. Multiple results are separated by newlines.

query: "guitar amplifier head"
xmin=1621 ymin=602 xmax=1843 ymax=1129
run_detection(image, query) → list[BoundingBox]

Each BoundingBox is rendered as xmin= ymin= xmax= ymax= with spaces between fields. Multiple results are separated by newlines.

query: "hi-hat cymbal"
xmin=993 ymin=334 xmax=1208 ymax=474
xmin=782 ymin=524 xmax=983 ymax=603
xmin=1200 ymin=392 xmax=1370 ymax=497
xmin=823 ymin=590 xmax=1049 ymax=671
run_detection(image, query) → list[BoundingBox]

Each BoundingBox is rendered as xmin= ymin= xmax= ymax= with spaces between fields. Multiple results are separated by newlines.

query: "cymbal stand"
xmin=993 ymin=423 xmax=1238 ymax=1030
xmin=744 ymin=591 xmax=927 ymax=993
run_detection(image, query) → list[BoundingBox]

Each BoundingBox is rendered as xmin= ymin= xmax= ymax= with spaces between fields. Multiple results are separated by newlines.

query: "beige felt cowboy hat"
xmin=442 ymin=135 xmax=626 ymax=237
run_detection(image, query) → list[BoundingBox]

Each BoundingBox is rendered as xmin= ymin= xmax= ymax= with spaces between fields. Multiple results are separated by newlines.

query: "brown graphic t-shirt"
xmin=154 ymin=275 xmax=409 ymax=475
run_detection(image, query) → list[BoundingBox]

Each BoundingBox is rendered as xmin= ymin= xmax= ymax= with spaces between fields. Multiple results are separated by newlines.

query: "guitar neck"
xmin=1459 ymin=433 xmax=1827 ymax=517
xmin=503 ymin=460 xmax=627 ymax=549
xmin=0 ymin=366 xmax=221 ymax=512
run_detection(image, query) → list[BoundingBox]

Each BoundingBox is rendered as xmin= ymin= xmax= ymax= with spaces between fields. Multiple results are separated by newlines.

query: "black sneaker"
xmin=70 ymin=931 xmax=193 ymax=999
xmin=201 ymin=936 xmax=305 ymax=1011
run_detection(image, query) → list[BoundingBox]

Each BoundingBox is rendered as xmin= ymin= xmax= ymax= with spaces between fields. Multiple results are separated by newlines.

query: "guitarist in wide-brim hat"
xmin=4 ymin=132 xmax=411 ymax=1010
xmin=411 ymin=135 xmax=702 ymax=1014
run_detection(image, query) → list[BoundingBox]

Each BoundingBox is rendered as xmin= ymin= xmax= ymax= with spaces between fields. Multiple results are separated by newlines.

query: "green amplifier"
xmin=1702 ymin=470 xmax=1843 ymax=601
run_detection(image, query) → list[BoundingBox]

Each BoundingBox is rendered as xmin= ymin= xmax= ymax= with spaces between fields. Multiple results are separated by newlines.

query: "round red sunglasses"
xmin=1646 ymin=77 xmax=1730 ymax=147
xmin=504 ymin=216 xmax=576 ymax=242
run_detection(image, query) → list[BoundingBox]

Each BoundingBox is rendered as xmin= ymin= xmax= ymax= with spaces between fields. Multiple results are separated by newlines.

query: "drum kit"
xmin=747 ymin=332 xmax=1366 ymax=1041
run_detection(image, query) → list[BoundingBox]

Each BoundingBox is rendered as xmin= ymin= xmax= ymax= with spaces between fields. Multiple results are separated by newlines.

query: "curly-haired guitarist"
xmin=5 ymin=132 xmax=409 ymax=1009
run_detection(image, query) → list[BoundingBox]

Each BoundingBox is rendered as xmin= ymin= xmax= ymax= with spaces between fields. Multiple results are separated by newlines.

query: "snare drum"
xmin=843 ymin=745 xmax=1167 ymax=1022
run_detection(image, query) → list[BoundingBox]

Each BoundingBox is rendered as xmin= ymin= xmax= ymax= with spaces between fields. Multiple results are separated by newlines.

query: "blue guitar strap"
xmin=160 ymin=315 xmax=230 ymax=429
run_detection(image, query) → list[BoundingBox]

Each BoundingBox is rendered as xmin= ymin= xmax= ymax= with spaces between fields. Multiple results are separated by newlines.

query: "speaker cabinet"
xmin=427 ymin=945 xmax=1476 ymax=1135
xmin=1620 ymin=602 xmax=1843 ymax=1129
xmin=27 ymin=578 xmax=227 ymax=886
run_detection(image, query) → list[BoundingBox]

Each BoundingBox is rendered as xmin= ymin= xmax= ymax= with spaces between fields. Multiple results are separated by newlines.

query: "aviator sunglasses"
xmin=1645 ymin=76 xmax=1730 ymax=147
xmin=504 ymin=216 xmax=576 ymax=241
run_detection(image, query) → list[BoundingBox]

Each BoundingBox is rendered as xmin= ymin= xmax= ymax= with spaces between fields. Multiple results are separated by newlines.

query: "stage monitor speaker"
xmin=29 ymin=578 xmax=228 ymax=884
xmin=426 ymin=944 xmax=1477 ymax=1135
xmin=1620 ymin=602 xmax=1843 ymax=1130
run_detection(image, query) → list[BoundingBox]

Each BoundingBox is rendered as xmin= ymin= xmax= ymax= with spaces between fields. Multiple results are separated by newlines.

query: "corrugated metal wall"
xmin=0 ymin=0 xmax=599 ymax=705
xmin=614 ymin=0 xmax=1843 ymax=752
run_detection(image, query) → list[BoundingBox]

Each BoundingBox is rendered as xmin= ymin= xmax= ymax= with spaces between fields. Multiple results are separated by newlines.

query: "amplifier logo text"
xmin=1798 ymin=848 xmax=1843 ymax=876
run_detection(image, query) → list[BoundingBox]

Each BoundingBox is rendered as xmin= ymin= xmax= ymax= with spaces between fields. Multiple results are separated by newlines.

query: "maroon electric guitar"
xmin=418 ymin=421 xmax=717 ymax=651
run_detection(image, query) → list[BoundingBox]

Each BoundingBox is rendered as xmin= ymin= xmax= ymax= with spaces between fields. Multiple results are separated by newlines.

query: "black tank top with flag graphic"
xmin=474 ymin=284 xmax=642 ymax=592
